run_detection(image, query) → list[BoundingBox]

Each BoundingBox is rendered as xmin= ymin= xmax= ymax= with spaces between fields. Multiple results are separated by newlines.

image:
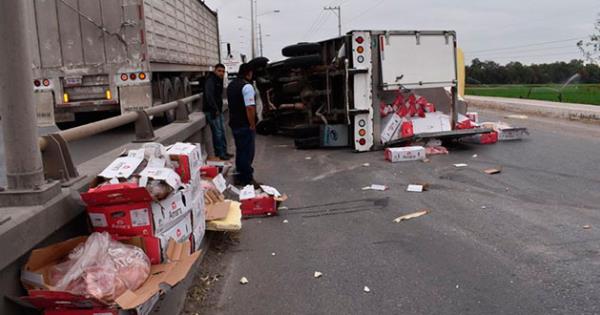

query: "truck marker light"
xmin=357 ymin=56 xmax=365 ymax=63
xmin=356 ymin=46 xmax=364 ymax=54
xmin=139 ymin=72 xmax=147 ymax=80
xmin=42 ymin=79 xmax=50 ymax=87
xmin=63 ymin=93 xmax=69 ymax=103
xmin=359 ymin=129 xmax=367 ymax=137
xmin=358 ymin=119 xmax=366 ymax=127
xmin=33 ymin=80 xmax=41 ymax=87
xmin=359 ymin=138 xmax=366 ymax=146
xmin=106 ymin=89 xmax=112 ymax=100
xmin=356 ymin=36 xmax=364 ymax=44
xmin=130 ymin=73 xmax=137 ymax=80
xmin=121 ymin=73 xmax=128 ymax=81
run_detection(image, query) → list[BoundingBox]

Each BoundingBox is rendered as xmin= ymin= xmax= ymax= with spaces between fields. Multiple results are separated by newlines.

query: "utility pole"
xmin=259 ymin=24 xmax=264 ymax=56
xmin=0 ymin=0 xmax=45 ymax=190
xmin=250 ymin=0 xmax=257 ymax=59
xmin=324 ymin=6 xmax=342 ymax=37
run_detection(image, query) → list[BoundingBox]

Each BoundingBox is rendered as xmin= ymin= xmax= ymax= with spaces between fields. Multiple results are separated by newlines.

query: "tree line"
xmin=466 ymin=59 xmax=600 ymax=85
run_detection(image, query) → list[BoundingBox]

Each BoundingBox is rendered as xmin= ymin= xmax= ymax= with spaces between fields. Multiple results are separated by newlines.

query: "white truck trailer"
xmin=259 ymin=30 xmax=488 ymax=152
xmin=25 ymin=0 xmax=220 ymax=125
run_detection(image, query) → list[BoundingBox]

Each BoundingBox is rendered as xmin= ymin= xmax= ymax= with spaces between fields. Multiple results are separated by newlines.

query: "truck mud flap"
xmin=385 ymin=128 xmax=495 ymax=147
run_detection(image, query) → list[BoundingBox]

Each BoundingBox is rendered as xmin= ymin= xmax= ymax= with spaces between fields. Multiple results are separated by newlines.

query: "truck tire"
xmin=294 ymin=136 xmax=321 ymax=150
xmin=282 ymin=42 xmax=321 ymax=57
xmin=281 ymin=124 xmax=320 ymax=139
xmin=268 ymin=54 xmax=322 ymax=72
xmin=160 ymin=79 xmax=175 ymax=123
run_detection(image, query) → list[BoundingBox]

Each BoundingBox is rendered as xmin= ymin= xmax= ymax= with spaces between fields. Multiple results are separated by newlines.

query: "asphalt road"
xmin=187 ymin=109 xmax=600 ymax=315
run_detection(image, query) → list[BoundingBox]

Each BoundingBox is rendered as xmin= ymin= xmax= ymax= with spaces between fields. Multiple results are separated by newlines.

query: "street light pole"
xmin=259 ymin=24 xmax=263 ymax=56
xmin=324 ymin=6 xmax=342 ymax=37
xmin=250 ymin=0 xmax=256 ymax=59
xmin=0 ymin=0 xmax=45 ymax=189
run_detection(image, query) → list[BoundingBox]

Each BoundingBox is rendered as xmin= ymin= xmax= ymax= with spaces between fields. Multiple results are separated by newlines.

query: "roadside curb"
xmin=465 ymin=96 xmax=600 ymax=125
xmin=153 ymin=236 xmax=211 ymax=315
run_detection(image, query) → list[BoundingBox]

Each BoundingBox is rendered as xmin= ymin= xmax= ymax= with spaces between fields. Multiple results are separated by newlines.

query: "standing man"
xmin=227 ymin=63 xmax=258 ymax=186
xmin=203 ymin=63 xmax=232 ymax=160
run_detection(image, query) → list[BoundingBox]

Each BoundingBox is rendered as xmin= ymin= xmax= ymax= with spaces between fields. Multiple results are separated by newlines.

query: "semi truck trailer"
xmin=25 ymin=0 xmax=220 ymax=125
xmin=256 ymin=30 xmax=488 ymax=152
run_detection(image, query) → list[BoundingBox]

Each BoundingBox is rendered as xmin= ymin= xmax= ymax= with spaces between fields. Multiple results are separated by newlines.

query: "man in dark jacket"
xmin=227 ymin=63 xmax=258 ymax=186
xmin=203 ymin=63 xmax=232 ymax=160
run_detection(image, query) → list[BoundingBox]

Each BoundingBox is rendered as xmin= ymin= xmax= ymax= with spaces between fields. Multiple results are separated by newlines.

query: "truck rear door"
xmin=378 ymin=31 xmax=457 ymax=91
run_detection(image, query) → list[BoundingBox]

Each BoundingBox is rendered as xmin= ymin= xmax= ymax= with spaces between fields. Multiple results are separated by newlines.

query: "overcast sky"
xmin=204 ymin=0 xmax=599 ymax=65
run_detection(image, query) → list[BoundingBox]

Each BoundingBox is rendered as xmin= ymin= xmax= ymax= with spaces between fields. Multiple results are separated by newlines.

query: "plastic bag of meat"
xmin=49 ymin=232 xmax=151 ymax=303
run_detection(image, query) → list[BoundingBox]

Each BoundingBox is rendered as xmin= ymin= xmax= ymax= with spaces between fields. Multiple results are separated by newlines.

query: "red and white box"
xmin=466 ymin=112 xmax=479 ymax=123
xmin=461 ymin=131 xmax=498 ymax=145
xmin=241 ymin=195 xmax=278 ymax=217
xmin=200 ymin=165 xmax=219 ymax=179
xmin=385 ymin=146 xmax=426 ymax=162
xmin=167 ymin=143 xmax=202 ymax=184
xmin=410 ymin=112 xmax=452 ymax=134
xmin=380 ymin=112 xmax=403 ymax=143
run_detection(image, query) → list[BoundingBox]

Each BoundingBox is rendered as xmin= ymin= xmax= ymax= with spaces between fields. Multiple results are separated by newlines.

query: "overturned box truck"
xmin=25 ymin=0 xmax=220 ymax=125
xmin=256 ymin=30 xmax=490 ymax=152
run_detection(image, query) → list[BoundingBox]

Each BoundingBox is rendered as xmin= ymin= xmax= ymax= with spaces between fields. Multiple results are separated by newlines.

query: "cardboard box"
xmin=241 ymin=195 xmax=277 ymax=217
xmin=410 ymin=112 xmax=452 ymax=134
xmin=82 ymin=184 xmax=192 ymax=237
xmin=20 ymin=237 xmax=200 ymax=314
xmin=118 ymin=213 xmax=193 ymax=264
xmin=206 ymin=201 xmax=242 ymax=232
xmin=385 ymin=146 xmax=426 ymax=162
xmin=481 ymin=122 xmax=529 ymax=141
xmin=200 ymin=165 xmax=219 ymax=179
xmin=138 ymin=167 xmax=181 ymax=191
xmin=380 ymin=113 xmax=403 ymax=144
xmin=466 ymin=112 xmax=479 ymax=123
xmin=191 ymin=222 xmax=206 ymax=252
xmin=167 ymin=143 xmax=202 ymax=184
xmin=461 ymin=131 xmax=498 ymax=145
xmin=320 ymin=124 xmax=349 ymax=147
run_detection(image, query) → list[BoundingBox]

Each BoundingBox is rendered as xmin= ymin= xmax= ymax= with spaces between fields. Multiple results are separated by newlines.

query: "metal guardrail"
xmin=38 ymin=94 xmax=202 ymax=185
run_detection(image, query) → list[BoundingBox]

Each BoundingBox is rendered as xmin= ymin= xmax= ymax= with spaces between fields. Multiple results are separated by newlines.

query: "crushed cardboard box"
xmin=206 ymin=201 xmax=242 ymax=232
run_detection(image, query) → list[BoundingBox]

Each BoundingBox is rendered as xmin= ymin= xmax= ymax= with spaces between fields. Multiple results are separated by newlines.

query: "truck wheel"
xmin=282 ymin=42 xmax=321 ymax=57
xmin=268 ymin=54 xmax=322 ymax=72
xmin=281 ymin=124 xmax=320 ymax=139
xmin=160 ymin=79 xmax=175 ymax=123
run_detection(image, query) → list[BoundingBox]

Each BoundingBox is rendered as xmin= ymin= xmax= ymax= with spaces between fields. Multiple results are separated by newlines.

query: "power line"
xmin=468 ymin=37 xmax=586 ymax=54
xmin=348 ymin=0 xmax=386 ymax=21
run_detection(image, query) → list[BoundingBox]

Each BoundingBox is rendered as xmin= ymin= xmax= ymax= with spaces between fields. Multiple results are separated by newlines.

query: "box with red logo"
xmin=167 ymin=143 xmax=202 ymax=184
xmin=385 ymin=146 xmax=426 ymax=162
xmin=241 ymin=195 xmax=278 ymax=217
xmin=380 ymin=112 xmax=403 ymax=144
xmin=200 ymin=165 xmax=219 ymax=179
xmin=116 ymin=212 xmax=193 ymax=264
xmin=461 ymin=131 xmax=499 ymax=145
xmin=19 ymin=237 xmax=199 ymax=315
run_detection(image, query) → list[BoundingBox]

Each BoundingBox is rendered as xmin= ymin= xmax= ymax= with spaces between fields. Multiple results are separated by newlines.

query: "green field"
xmin=466 ymin=84 xmax=600 ymax=106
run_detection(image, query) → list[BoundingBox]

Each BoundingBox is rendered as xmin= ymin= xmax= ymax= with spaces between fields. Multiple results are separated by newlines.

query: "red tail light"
xmin=42 ymin=79 xmax=50 ymax=87
xmin=356 ymin=36 xmax=364 ymax=44
xmin=120 ymin=73 xmax=128 ymax=81
xmin=33 ymin=80 xmax=41 ymax=87
xmin=359 ymin=138 xmax=366 ymax=146
xmin=130 ymin=73 xmax=137 ymax=80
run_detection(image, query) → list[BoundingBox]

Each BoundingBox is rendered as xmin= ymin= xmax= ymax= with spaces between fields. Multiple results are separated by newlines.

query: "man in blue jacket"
xmin=203 ymin=63 xmax=232 ymax=160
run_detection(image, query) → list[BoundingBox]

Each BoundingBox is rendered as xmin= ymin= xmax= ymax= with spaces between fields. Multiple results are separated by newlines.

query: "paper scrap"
xmin=314 ymin=271 xmax=322 ymax=278
xmin=362 ymin=163 xmax=370 ymax=167
xmin=363 ymin=286 xmax=371 ymax=293
xmin=305 ymin=156 xmax=312 ymax=160
xmin=213 ymin=174 xmax=227 ymax=193
xmin=454 ymin=163 xmax=468 ymax=168
xmin=240 ymin=277 xmax=248 ymax=284
xmin=583 ymin=225 xmax=592 ymax=229
xmin=472 ymin=154 xmax=478 ymax=158
xmin=481 ymin=206 xmax=487 ymax=209
xmin=228 ymin=185 xmax=241 ymax=195
xmin=239 ymin=185 xmax=257 ymax=200
xmin=393 ymin=210 xmax=429 ymax=223
xmin=272 ymin=252 xmax=276 ymax=256
xmin=406 ymin=184 xmax=424 ymax=193
xmin=362 ymin=184 xmax=388 ymax=191
xmin=260 ymin=185 xmax=282 ymax=197
xmin=283 ymin=219 xmax=289 ymax=224
xmin=484 ymin=168 xmax=502 ymax=175
xmin=506 ymin=114 xmax=528 ymax=120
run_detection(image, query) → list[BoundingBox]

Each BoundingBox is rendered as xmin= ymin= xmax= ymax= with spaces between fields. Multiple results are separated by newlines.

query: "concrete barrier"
xmin=465 ymin=96 xmax=600 ymax=124
xmin=0 ymin=112 xmax=209 ymax=314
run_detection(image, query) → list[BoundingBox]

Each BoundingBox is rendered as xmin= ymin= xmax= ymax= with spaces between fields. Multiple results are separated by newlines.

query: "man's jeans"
xmin=207 ymin=112 xmax=227 ymax=158
xmin=232 ymin=127 xmax=255 ymax=184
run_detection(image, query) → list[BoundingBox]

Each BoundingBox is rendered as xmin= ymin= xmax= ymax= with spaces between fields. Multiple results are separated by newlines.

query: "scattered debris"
xmin=279 ymin=206 xmax=289 ymax=210
xmin=271 ymin=252 xmax=276 ymax=256
xmin=481 ymin=206 xmax=487 ymax=209
xmin=456 ymin=284 xmax=460 ymax=289
xmin=305 ymin=156 xmax=312 ymax=160
xmin=283 ymin=219 xmax=289 ymax=224
xmin=481 ymin=121 xmax=529 ymax=141
xmin=583 ymin=225 xmax=592 ymax=230
xmin=484 ymin=167 xmax=502 ymax=175
xmin=505 ymin=114 xmax=528 ymax=120
xmin=406 ymin=184 xmax=425 ymax=193
xmin=314 ymin=271 xmax=323 ymax=278
xmin=422 ymin=158 xmax=431 ymax=163
xmin=393 ymin=210 xmax=429 ymax=223
xmin=362 ymin=163 xmax=371 ymax=167
xmin=385 ymin=146 xmax=426 ymax=162
xmin=472 ymin=154 xmax=478 ymax=158
xmin=363 ymin=286 xmax=371 ymax=293
xmin=240 ymin=277 xmax=249 ymax=285
xmin=454 ymin=163 xmax=468 ymax=168
xmin=425 ymin=146 xmax=449 ymax=156
xmin=362 ymin=184 xmax=389 ymax=191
